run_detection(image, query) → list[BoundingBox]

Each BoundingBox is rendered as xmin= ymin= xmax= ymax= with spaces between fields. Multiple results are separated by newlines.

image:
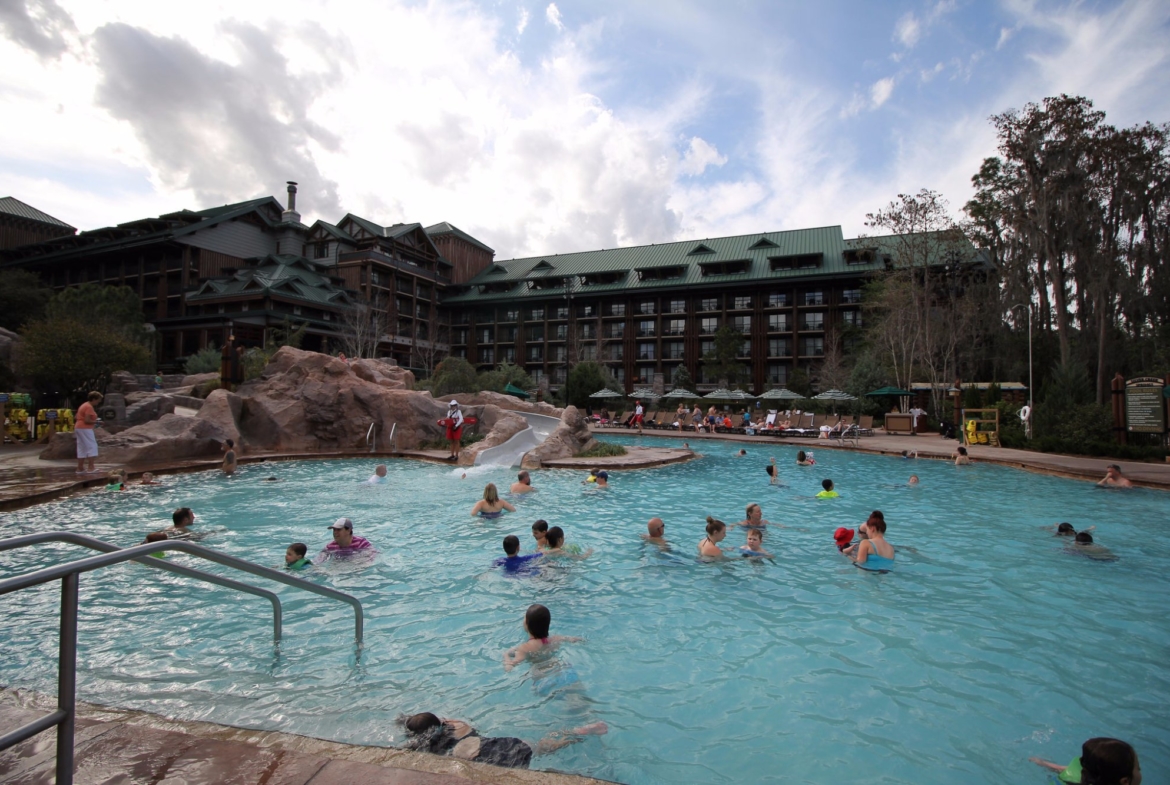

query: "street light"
xmin=1010 ymin=303 xmax=1033 ymax=439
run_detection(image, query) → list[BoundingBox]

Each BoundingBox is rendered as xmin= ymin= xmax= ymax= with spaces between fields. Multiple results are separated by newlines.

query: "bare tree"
xmin=815 ymin=330 xmax=851 ymax=391
xmin=338 ymin=297 xmax=391 ymax=359
xmin=410 ymin=322 xmax=446 ymax=378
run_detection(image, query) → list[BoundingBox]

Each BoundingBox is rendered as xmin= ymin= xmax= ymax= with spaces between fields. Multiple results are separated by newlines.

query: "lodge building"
xmin=1 ymin=186 xmax=978 ymax=394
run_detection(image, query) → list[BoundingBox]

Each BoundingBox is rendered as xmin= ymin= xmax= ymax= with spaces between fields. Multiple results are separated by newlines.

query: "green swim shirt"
xmin=1059 ymin=756 xmax=1082 ymax=784
xmin=288 ymin=557 xmax=313 ymax=570
xmin=816 ymin=490 xmax=839 ymax=498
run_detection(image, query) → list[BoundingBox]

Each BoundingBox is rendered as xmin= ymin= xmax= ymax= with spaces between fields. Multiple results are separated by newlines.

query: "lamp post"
xmin=1010 ymin=303 xmax=1033 ymax=439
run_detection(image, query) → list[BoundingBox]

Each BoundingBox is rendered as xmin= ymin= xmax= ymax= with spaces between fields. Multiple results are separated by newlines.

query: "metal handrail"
xmin=387 ymin=422 xmax=396 ymax=452
xmin=366 ymin=421 xmax=377 ymax=452
xmin=0 ymin=535 xmax=365 ymax=785
xmin=0 ymin=532 xmax=283 ymax=640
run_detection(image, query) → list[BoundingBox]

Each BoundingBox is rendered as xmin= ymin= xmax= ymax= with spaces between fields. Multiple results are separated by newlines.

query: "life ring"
xmin=1019 ymin=405 xmax=1031 ymax=422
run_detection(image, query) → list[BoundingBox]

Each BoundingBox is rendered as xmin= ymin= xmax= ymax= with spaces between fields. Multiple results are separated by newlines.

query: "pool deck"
xmin=0 ymin=690 xmax=612 ymax=785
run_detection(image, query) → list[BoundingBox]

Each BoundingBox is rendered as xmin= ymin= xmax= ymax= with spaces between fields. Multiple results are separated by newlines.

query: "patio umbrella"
xmin=812 ymin=389 xmax=858 ymax=414
xmin=629 ymin=388 xmax=660 ymax=401
xmin=588 ymin=388 xmax=623 ymax=399
xmin=663 ymin=388 xmax=698 ymax=399
xmin=703 ymin=388 xmax=735 ymax=399
xmin=866 ymin=386 xmax=913 ymax=397
xmin=503 ymin=383 xmax=531 ymax=399
xmin=759 ymin=388 xmax=805 ymax=401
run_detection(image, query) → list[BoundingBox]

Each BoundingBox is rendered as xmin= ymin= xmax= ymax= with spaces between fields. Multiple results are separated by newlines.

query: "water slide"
xmin=474 ymin=412 xmax=562 ymax=468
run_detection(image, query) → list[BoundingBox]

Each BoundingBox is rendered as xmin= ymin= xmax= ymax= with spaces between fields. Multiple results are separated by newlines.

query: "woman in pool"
xmin=698 ymin=517 xmax=726 ymax=558
xmin=504 ymin=603 xmax=584 ymax=670
xmin=851 ymin=513 xmax=894 ymax=570
xmin=796 ymin=450 xmax=815 ymax=466
xmin=397 ymin=711 xmax=606 ymax=770
xmin=953 ymin=446 xmax=971 ymax=465
xmin=470 ymin=483 xmax=516 ymax=519
xmin=736 ymin=503 xmax=771 ymax=529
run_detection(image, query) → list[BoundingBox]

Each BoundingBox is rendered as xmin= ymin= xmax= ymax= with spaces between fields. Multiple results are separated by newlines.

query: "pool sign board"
xmin=1125 ymin=377 xmax=1166 ymax=433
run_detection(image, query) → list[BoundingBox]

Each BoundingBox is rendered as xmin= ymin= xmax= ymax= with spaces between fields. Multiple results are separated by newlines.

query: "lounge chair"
xmin=857 ymin=415 xmax=875 ymax=436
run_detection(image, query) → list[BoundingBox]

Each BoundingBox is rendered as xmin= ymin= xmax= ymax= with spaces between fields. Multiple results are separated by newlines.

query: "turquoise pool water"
xmin=1 ymin=436 xmax=1167 ymax=784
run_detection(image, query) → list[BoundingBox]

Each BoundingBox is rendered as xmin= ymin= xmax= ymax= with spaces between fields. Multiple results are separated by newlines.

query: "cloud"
xmin=0 ymin=0 xmax=75 ymax=60
xmin=517 ymin=7 xmax=529 ymax=35
xmin=545 ymin=3 xmax=563 ymax=31
xmin=678 ymin=137 xmax=726 ymax=176
xmin=871 ymin=77 xmax=896 ymax=108
xmin=894 ymin=12 xmax=921 ymax=48
xmin=90 ymin=21 xmax=345 ymax=216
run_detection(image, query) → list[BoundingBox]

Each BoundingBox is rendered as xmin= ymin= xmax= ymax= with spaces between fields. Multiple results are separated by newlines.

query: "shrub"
xmin=184 ymin=345 xmax=221 ymax=375
xmin=574 ymin=442 xmax=627 ymax=458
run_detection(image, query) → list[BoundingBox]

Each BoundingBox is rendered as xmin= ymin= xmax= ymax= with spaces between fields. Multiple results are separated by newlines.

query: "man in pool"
xmin=165 ymin=507 xmax=196 ymax=537
xmin=594 ymin=470 xmax=609 ymax=488
xmin=510 ymin=470 xmax=536 ymax=494
xmin=319 ymin=517 xmax=373 ymax=559
xmin=493 ymin=534 xmax=542 ymax=574
xmin=642 ymin=517 xmax=667 ymax=545
xmin=1097 ymin=464 xmax=1133 ymax=488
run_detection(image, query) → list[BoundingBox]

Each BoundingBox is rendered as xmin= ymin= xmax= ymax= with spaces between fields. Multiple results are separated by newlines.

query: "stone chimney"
xmin=282 ymin=181 xmax=301 ymax=224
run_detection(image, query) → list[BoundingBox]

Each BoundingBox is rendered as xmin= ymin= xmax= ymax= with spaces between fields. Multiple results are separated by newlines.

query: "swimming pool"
xmin=0 ymin=436 xmax=1167 ymax=784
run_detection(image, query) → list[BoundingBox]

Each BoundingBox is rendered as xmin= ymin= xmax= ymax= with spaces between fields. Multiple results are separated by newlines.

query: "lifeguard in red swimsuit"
xmin=445 ymin=400 xmax=465 ymax=459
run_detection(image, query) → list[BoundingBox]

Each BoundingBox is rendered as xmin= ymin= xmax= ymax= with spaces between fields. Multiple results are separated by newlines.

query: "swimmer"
xmin=833 ymin=527 xmax=855 ymax=552
xmin=908 ymin=475 xmax=919 ymax=486
xmin=796 ymin=450 xmax=815 ymax=466
xmin=105 ymin=469 xmax=127 ymax=491
xmin=583 ymin=468 xmax=598 ymax=484
xmin=461 ymin=473 xmax=467 ymax=479
xmin=1052 ymin=522 xmax=1095 ymax=536
xmin=138 ymin=472 xmax=160 ymax=486
xmin=740 ymin=528 xmax=772 ymax=558
xmin=320 ymin=517 xmax=374 ymax=558
xmin=543 ymin=526 xmax=592 ymax=558
xmin=816 ymin=479 xmax=839 ymax=498
xmin=510 ymin=470 xmax=535 ymax=494
xmin=1031 ymin=737 xmax=1141 ymax=785
xmin=221 ymin=439 xmax=237 ymax=476
xmin=471 ymin=483 xmax=516 ymax=519
xmin=851 ymin=513 xmax=894 ymax=569
xmin=766 ymin=457 xmax=779 ymax=485
xmin=641 ymin=517 xmax=667 ymax=546
xmin=165 ymin=507 xmax=195 ymax=537
xmin=1067 ymin=531 xmax=1119 ymax=562
xmin=901 ymin=450 xmax=918 ymax=459
xmin=698 ymin=516 xmax=726 ymax=558
xmin=736 ymin=503 xmax=772 ymax=529
xmin=493 ymin=535 xmax=543 ymax=574
xmin=285 ymin=542 xmax=312 ymax=570
xmin=531 ymin=519 xmax=549 ymax=549
xmin=397 ymin=712 xmax=607 ymax=768
xmin=737 ymin=449 xmax=747 ymax=457
xmin=1097 ymin=464 xmax=1133 ymax=488
xmin=953 ymin=446 xmax=970 ymax=465
xmin=264 ymin=476 xmax=279 ymax=482
xmin=594 ymin=470 xmax=609 ymax=488
xmin=504 ymin=603 xmax=584 ymax=670
xmin=141 ymin=531 xmax=169 ymax=558
xmin=365 ymin=464 xmax=389 ymax=484
xmin=683 ymin=442 xmax=691 ymax=450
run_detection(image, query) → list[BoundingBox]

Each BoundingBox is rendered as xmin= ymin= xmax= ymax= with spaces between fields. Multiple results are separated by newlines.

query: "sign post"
xmin=1124 ymin=377 xmax=1167 ymax=444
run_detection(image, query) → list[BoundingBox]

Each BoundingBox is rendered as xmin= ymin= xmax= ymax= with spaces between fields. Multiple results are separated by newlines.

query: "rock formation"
xmin=41 ymin=347 xmax=557 ymax=467
xmin=521 ymin=406 xmax=599 ymax=468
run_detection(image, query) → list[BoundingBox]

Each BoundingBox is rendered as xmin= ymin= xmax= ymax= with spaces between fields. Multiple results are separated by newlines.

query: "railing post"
xmin=57 ymin=573 xmax=78 ymax=785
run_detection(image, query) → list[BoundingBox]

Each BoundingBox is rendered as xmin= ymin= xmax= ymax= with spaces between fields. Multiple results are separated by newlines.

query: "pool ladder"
xmin=0 ymin=532 xmax=365 ymax=785
xmin=367 ymin=421 xmax=396 ymax=453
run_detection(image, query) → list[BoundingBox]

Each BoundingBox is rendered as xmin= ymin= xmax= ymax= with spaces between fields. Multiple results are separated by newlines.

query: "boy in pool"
xmin=740 ymin=528 xmax=772 ymax=558
xmin=106 ymin=469 xmax=127 ymax=491
xmin=698 ymin=517 xmax=726 ymax=558
xmin=365 ymin=464 xmax=388 ymax=484
xmin=532 ymin=519 xmax=549 ymax=549
xmin=1031 ymin=737 xmax=1141 ymax=784
xmin=816 ymin=479 xmax=839 ymax=498
xmin=543 ymin=526 xmax=592 ymax=559
xmin=504 ymin=603 xmax=584 ymax=670
xmin=1067 ymin=531 xmax=1118 ymax=562
xmin=908 ymin=475 xmax=919 ymax=486
xmin=397 ymin=712 xmax=606 ymax=769
xmin=141 ymin=531 xmax=169 ymax=558
xmin=766 ymin=457 xmax=779 ymax=484
xmin=285 ymin=542 xmax=312 ymax=570
xmin=138 ymin=472 xmax=160 ymax=486
xmin=494 ymin=535 xmax=543 ymax=574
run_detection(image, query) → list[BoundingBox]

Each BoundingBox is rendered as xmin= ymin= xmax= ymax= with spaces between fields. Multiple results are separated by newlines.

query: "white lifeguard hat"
xmin=449 ymin=400 xmax=459 ymax=407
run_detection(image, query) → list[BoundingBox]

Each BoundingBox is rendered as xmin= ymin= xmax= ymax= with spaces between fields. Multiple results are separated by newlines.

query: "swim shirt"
xmin=365 ymin=475 xmax=388 ymax=484
xmin=287 ymin=558 xmax=312 ymax=570
xmin=325 ymin=535 xmax=373 ymax=552
xmin=816 ymin=490 xmax=839 ymax=498
xmin=492 ymin=553 xmax=542 ymax=574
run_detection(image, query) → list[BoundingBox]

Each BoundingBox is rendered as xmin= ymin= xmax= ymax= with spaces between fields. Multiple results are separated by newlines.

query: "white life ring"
xmin=1019 ymin=405 xmax=1032 ymax=422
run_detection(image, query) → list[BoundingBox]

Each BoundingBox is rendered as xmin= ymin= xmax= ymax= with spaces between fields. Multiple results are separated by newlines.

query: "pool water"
xmin=1 ymin=436 xmax=1168 ymax=784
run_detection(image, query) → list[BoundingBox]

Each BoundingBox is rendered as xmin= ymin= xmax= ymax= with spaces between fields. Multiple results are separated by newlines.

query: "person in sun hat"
xmin=320 ymin=517 xmax=373 ymax=560
xmin=445 ymin=400 xmax=465 ymax=460
xmin=833 ymin=527 xmax=855 ymax=552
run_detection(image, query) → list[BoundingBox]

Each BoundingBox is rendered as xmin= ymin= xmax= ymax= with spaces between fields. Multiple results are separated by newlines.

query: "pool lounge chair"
xmin=857 ymin=415 xmax=875 ymax=436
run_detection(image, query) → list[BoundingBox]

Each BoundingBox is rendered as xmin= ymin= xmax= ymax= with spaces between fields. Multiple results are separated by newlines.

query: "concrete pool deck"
xmin=0 ymin=690 xmax=611 ymax=785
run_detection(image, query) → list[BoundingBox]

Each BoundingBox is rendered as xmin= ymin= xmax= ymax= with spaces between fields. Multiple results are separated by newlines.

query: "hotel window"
xmin=527 ymin=345 xmax=543 ymax=362
xmin=418 ymin=284 xmax=432 ymax=300
xmin=768 ymin=338 xmax=791 ymax=357
xmin=293 ymin=306 xmax=302 ymax=315
xmin=609 ymin=303 xmax=626 ymax=317
xmin=579 ymin=323 xmax=596 ymax=340
xmin=738 ymin=340 xmax=751 ymax=358
xmin=530 ymin=367 xmax=545 ymax=382
xmin=551 ymin=367 xmax=567 ymax=385
xmin=669 ymin=299 xmax=686 ymax=314
xmin=580 ymin=345 xmax=597 ymax=361
xmin=639 ymin=301 xmax=655 ymax=315
xmin=479 ymin=347 xmax=495 ymax=364
xmin=841 ymin=288 xmax=861 ymax=304
xmin=416 ymin=304 xmax=428 ymax=319
xmin=528 ymin=307 xmax=544 ymax=321
xmin=731 ymin=315 xmax=750 ymax=332
xmin=554 ymin=306 xmax=568 ymax=319
xmin=768 ymin=314 xmax=789 ymax=332
xmin=577 ymin=304 xmax=595 ymax=318
xmin=553 ymin=324 xmax=568 ymax=340
xmin=453 ymin=347 xmax=467 ymax=358
xmin=453 ymin=329 xmax=468 ymax=344
xmin=733 ymin=296 xmax=751 ymax=310
xmin=638 ymin=320 xmax=655 ymax=337
xmin=637 ymin=342 xmax=656 ymax=360
xmin=605 ymin=344 xmax=624 ymax=361
xmin=801 ymin=337 xmax=824 ymax=356
xmin=550 ymin=346 xmax=566 ymax=363
xmin=605 ymin=322 xmax=625 ymax=339
xmin=528 ymin=325 xmax=544 ymax=341
xmin=499 ymin=326 xmax=517 ymax=342
xmin=636 ymin=366 xmax=653 ymax=384
xmin=842 ymin=310 xmax=862 ymax=327
xmin=803 ymin=312 xmax=824 ymax=330
xmin=500 ymin=309 xmax=519 ymax=322
xmin=666 ymin=319 xmax=685 ymax=335
xmin=768 ymin=292 xmax=789 ymax=308
xmin=803 ymin=290 xmax=824 ymax=306
xmin=665 ymin=341 xmax=685 ymax=360
xmin=700 ymin=297 xmax=719 ymax=312
xmin=612 ymin=367 xmax=625 ymax=383
xmin=478 ymin=328 xmax=493 ymax=343
xmin=700 ymin=317 xmax=718 ymax=335
xmin=766 ymin=363 xmax=788 ymax=384
xmin=314 ymin=242 xmax=329 ymax=258
xmin=501 ymin=346 xmax=516 ymax=363
xmin=700 ymin=340 xmax=714 ymax=356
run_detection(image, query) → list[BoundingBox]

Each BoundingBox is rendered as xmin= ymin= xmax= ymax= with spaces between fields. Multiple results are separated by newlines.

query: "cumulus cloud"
xmin=89 ymin=20 xmax=345 ymax=216
xmin=870 ymin=77 xmax=896 ymax=108
xmin=545 ymin=3 xmax=564 ymax=31
xmin=517 ymin=7 xmax=529 ymax=35
xmin=894 ymin=13 xmax=921 ymax=48
xmin=0 ymin=0 xmax=75 ymax=60
xmin=678 ymin=137 xmax=727 ymax=176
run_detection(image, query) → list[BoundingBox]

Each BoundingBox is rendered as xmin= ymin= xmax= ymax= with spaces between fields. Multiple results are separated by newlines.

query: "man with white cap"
xmin=321 ymin=517 xmax=373 ymax=559
xmin=445 ymin=400 xmax=465 ymax=460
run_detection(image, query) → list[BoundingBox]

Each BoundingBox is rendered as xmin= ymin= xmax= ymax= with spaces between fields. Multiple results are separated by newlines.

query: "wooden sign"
xmin=1125 ymin=377 xmax=1166 ymax=433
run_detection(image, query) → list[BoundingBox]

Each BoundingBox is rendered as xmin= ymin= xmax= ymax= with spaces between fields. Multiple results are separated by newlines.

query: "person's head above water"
xmin=797 ymin=451 xmax=807 ymax=462
xmin=738 ymin=449 xmax=747 ymax=456
xmin=402 ymin=712 xmax=443 ymax=736
xmin=143 ymin=531 xmax=167 ymax=545
xmin=285 ymin=542 xmax=307 ymax=563
xmin=545 ymin=526 xmax=565 ymax=548
xmin=647 ymin=517 xmax=665 ymax=537
xmin=327 ymin=517 xmax=355 ymax=547
xmin=503 ymin=534 xmax=521 ymax=556
xmin=517 ymin=470 xmax=530 ymax=485
xmin=821 ymin=478 xmax=834 ymax=492
xmin=908 ymin=475 xmax=919 ymax=485
xmin=867 ymin=517 xmax=887 ymax=535
xmin=172 ymin=507 xmax=193 ymax=528
xmin=1075 ymin=531 xmax=1094 ymax=544
xmin=746 ymin=529 xmax=764 ymax=549
xmin=957 ymin=446 xmax=968 ymax=456
xmin=483 ymin=483 xmax=500 ymax=503
xmin=1080 ymin=737 xmax=1141 ymax=785
xmin=525 ymin=603 xmax=552 ymax=639
xmin=375 ymin=464 xmax=387 ymax=477
xmin=1057 ymin=522 xmax=1076 ymax=536
xmin=705 ymin=516 xmax=726 ymax=536
xmin=833 ymin=527 xmax=854 ymax=548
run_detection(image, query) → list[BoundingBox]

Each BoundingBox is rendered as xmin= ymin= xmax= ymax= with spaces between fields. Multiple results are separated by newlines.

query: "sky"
xmin=1 ymin=0 xmax=1168 ymax=260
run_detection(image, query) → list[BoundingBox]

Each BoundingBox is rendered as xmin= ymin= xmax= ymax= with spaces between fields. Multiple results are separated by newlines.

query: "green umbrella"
xmin=759 ymin=388 xmax=805 ymax=401
xmin=503 ymin=383 xmax=530 ymax=399
xmin=866 ymin=386 xmax=913 ymax=397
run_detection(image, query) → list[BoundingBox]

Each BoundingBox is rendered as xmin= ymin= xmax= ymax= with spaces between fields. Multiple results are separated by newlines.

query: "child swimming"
xmin=740 ymin=528 xmax=772 ymax=558
xmin=503 ymin=604 xmax=584 ymax=671
xmin=1031 ymin=737 xmax=1141 ymax=785
xmin=698 ymin=517 xmax=726 ymax=558
xmin=531 ymin=519 xmax=549 ymax=549
xmin=494 ymin=535 xmax=543 ymax=574
xmin=542 ymin=526 xmax=592 ymax=559
xmin=816 ymin=479 xmax=839 ymax=498
xmin=285 ymin=542 xmax=312 ymax=570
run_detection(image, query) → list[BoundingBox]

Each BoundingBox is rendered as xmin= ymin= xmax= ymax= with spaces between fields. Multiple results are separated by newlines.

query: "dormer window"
xmin=687 ymin=243 xmax=716 ymax=256
xmin=637 ymin=266 xmax=684 ymax=281
xmin=844 ymin=249 xmax=875 ymax=265
xmin=769 ymin=253 xmax=822 ymax=271
xmin=529 ymin=278 xmax=564 ymax=290
xmin=698 ymin=259 xmax=750 ymax=276
xmin=580 ymin=271 xmax=624 ymax=286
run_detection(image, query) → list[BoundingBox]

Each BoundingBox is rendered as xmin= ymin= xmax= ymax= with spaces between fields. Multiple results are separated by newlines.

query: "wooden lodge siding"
xmin=0 ymin=222 xmax=71 ymax=251
xmin=431 ymin=234 xmax=493 ymax=283
xmin=198 ymin=250 xmax=248 ymax=279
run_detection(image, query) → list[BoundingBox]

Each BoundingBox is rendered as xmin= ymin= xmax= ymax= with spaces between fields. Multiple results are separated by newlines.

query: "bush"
xmin=194 ymin=379 xmax=221 ymax=398
xmin=565 ymin=361 xmax=618 ymax=409
xmin=574 ymin=442 xmax=627 ymax=458
xmin=478 ymin=361 xmax=534 ymax=396
xmin=184 ymin=345 xmax=221 ymax=375
xmin=428 ymin=357 xmax=479 ymax=397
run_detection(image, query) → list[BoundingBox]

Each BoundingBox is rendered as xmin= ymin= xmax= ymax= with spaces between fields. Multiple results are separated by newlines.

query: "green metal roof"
xmin=0 ymin=196 xmax=75 ymax=229
xmin=186 ymin=254 xmax=353 ymax=307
